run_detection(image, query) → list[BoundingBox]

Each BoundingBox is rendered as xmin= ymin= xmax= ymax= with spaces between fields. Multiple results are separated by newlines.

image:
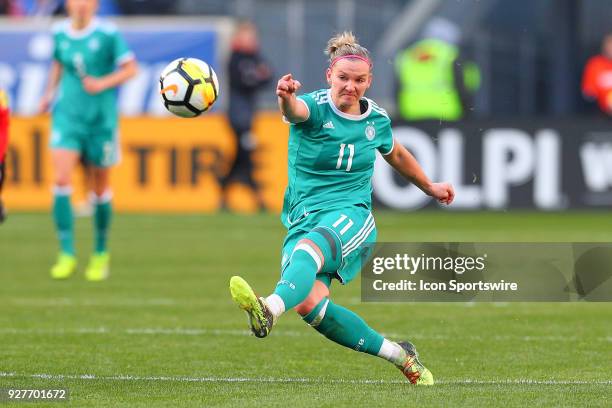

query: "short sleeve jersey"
xmin=281 ymin=89 xmax=394 ymax=225
xmin=52 ymin=18 xmax=133 ymax=128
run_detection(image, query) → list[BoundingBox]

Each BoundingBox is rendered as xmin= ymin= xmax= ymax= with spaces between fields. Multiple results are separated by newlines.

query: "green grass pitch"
xmin=0 ymin=211 xmax=611 ymax=407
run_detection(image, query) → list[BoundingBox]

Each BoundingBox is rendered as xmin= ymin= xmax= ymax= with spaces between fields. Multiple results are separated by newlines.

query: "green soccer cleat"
xmin=396 ymin=341 xmax=434 ymax=385
xmin=85 ymin=252 xmax=110 ymax=282
xmin=229 ymin=276 xmax=274 ymax=338
xmin=50 ymin=253 xmax=77 ymax=280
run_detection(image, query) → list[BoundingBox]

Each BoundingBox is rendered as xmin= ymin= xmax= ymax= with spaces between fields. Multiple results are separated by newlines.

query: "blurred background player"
xmin=222 ymin=20 xmax=272 ymax=212
xmin=230 ymin=32 xmax=454 ymax=385
xmin=38 ymin=0 xmax=137 ymax=280
xmin=395 ymin=17 xmax=480 ymax=122
xmin=582 ymin=33 xmax=612 ymax=117
xmin=0 ymin=88 xmax=9 ymax=224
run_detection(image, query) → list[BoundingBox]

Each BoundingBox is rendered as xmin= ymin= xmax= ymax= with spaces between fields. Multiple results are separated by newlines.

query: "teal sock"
xmin=94 ymin=197 xmax=112 ymax=254
xmin=273 ymin=249 xmax=318 ymax=310
xmin=53 ymin=187 xmax=74 ymax=256
xmin=304 ymin=298 xmax=384 ymax=356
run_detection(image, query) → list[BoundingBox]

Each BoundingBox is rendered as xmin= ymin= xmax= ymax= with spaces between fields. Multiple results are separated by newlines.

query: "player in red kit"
xmin=0 ymin=88 xmax=9 ymax=223
xmin=582 ymin=33 xmax=612 ymax=116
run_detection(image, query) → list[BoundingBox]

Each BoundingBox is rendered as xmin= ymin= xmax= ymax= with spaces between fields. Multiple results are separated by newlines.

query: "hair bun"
xmin=326 ymin=31 xmax=358 ymax=55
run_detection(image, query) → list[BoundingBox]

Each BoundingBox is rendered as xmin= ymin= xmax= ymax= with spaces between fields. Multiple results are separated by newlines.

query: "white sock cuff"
xmin=265 ymin=294 xmax=286 ymax=318
xmin=90 ymin=189 xmax=113 ymax=204
xmin=53 ymin=185 xmax=73 ymax=196
xmin=377 ymin=339 xmax=404 ymax=365
xmin=293 ymin=242 xmax=322 ymax=272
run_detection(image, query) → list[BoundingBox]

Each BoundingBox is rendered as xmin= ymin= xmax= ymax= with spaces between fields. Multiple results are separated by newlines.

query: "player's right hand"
xmin=276 ymin=74 xmax=301 ymax=99
xmin=429 ymin=182 xmax=455 ymax=205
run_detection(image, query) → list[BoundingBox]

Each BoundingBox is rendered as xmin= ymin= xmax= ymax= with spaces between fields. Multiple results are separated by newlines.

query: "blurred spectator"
xmin=223 ymin=20 xmax=273 ymax=212
xmin=0 ymin=0 xmax=22 ymax=15
xmin=395 ymin=17 xmax=480 ymax=121
xmin=581 ymin=33 xmax=612 ymax=116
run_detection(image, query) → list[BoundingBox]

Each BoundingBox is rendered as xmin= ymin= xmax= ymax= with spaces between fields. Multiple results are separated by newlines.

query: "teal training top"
xmin=281 ymin=89 xmax=394 ymax=227
xmin=52 ymin=18 xmax=133 ymax=128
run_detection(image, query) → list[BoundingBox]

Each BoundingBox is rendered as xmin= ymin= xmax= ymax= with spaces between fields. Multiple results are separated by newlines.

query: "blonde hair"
xmin=325 ymin=31 xmax=371 ymax=67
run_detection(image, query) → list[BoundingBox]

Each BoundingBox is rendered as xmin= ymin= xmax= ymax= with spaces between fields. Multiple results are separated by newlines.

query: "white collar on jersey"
xmin=65 ymin=17 xmax=100 ymax=39
xmin=326 ymin=89 xmax=372 ymax=121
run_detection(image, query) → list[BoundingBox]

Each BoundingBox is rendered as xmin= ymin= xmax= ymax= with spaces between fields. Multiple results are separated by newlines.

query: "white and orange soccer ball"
xmin=159 ymin=57 xmax=219 ymax=118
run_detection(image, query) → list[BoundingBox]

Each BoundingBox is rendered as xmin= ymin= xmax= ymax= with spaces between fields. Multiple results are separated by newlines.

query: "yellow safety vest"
xmin=396 ymin=39 xmax=464 ymax=121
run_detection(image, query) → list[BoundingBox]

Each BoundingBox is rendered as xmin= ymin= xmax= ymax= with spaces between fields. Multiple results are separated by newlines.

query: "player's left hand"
xmin=82 ymin=76 xmax=108 ymax=94
xmin=428 ymin=182 xmax=455 ymax=205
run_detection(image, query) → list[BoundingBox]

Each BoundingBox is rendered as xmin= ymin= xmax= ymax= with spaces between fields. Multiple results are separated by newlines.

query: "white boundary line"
xmin=8 ymin=297 xmax=609 ymax=308
xmin=0 ymin=372 xmax=610 ymax=386
xmin=6 ymin=298 xmax=179 ymax=307
xmin=0 ymin=328 xmax=296 ymax=337
xmin=0 ymin=328 xmax=609 ymax=343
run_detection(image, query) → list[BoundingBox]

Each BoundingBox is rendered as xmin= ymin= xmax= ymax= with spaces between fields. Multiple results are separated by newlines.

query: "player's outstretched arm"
xmin=82 ymin=59 xmax=138 ymax=95
xmin=383 ymin=139 xmax=455 ymax=205
xmin=276 ymin=73 xmax=308 ymax=123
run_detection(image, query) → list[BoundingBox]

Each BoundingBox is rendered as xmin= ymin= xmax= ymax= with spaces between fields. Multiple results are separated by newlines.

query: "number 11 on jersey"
xmin=336 ymin=143 xmax=355 ymax=172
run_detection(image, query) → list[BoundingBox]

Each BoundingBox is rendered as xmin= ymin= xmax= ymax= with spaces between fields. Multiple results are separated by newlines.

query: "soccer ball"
xmin=159 ymin=58 xmax=219 ymax=118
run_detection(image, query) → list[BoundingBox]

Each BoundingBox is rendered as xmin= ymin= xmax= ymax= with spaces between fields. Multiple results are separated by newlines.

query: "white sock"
xmin=264 ymin=294 xmax=285 ymax=318
xmin=377 ymin=339 xmax=406 ymax=366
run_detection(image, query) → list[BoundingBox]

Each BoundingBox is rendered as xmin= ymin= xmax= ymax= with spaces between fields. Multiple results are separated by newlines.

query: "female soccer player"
xmin=230 ymin=32 xmax=454 ymax=385
xmin=39 ymin=0 xmax=137 ymax=281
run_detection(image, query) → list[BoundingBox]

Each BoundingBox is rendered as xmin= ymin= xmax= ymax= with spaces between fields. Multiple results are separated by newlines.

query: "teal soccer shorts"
xmin=50 ymin=119 xmax=118 ymax=168
xmin=281 ymin=205 xmax=377 ymax=287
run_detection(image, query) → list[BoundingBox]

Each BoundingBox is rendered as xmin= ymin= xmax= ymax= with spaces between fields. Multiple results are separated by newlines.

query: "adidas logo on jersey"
xmin=323 ymin=121 xmax=335 ymax=129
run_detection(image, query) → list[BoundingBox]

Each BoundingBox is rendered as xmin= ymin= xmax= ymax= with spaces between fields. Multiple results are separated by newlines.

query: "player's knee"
xmin=92 ymin=168 xmax=111 ymax=195
xmin=296 ymin=280 xmax=329 ymax=316
xmin=54 ymin=175 xmax=72 ymax=187
xmin=299 ymin=296 xmax=331 ymax=327
xmin=295 ymin=296 xmax=318 ymax=316
xmin=92 ymin=187 xmax=104 ymax=197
